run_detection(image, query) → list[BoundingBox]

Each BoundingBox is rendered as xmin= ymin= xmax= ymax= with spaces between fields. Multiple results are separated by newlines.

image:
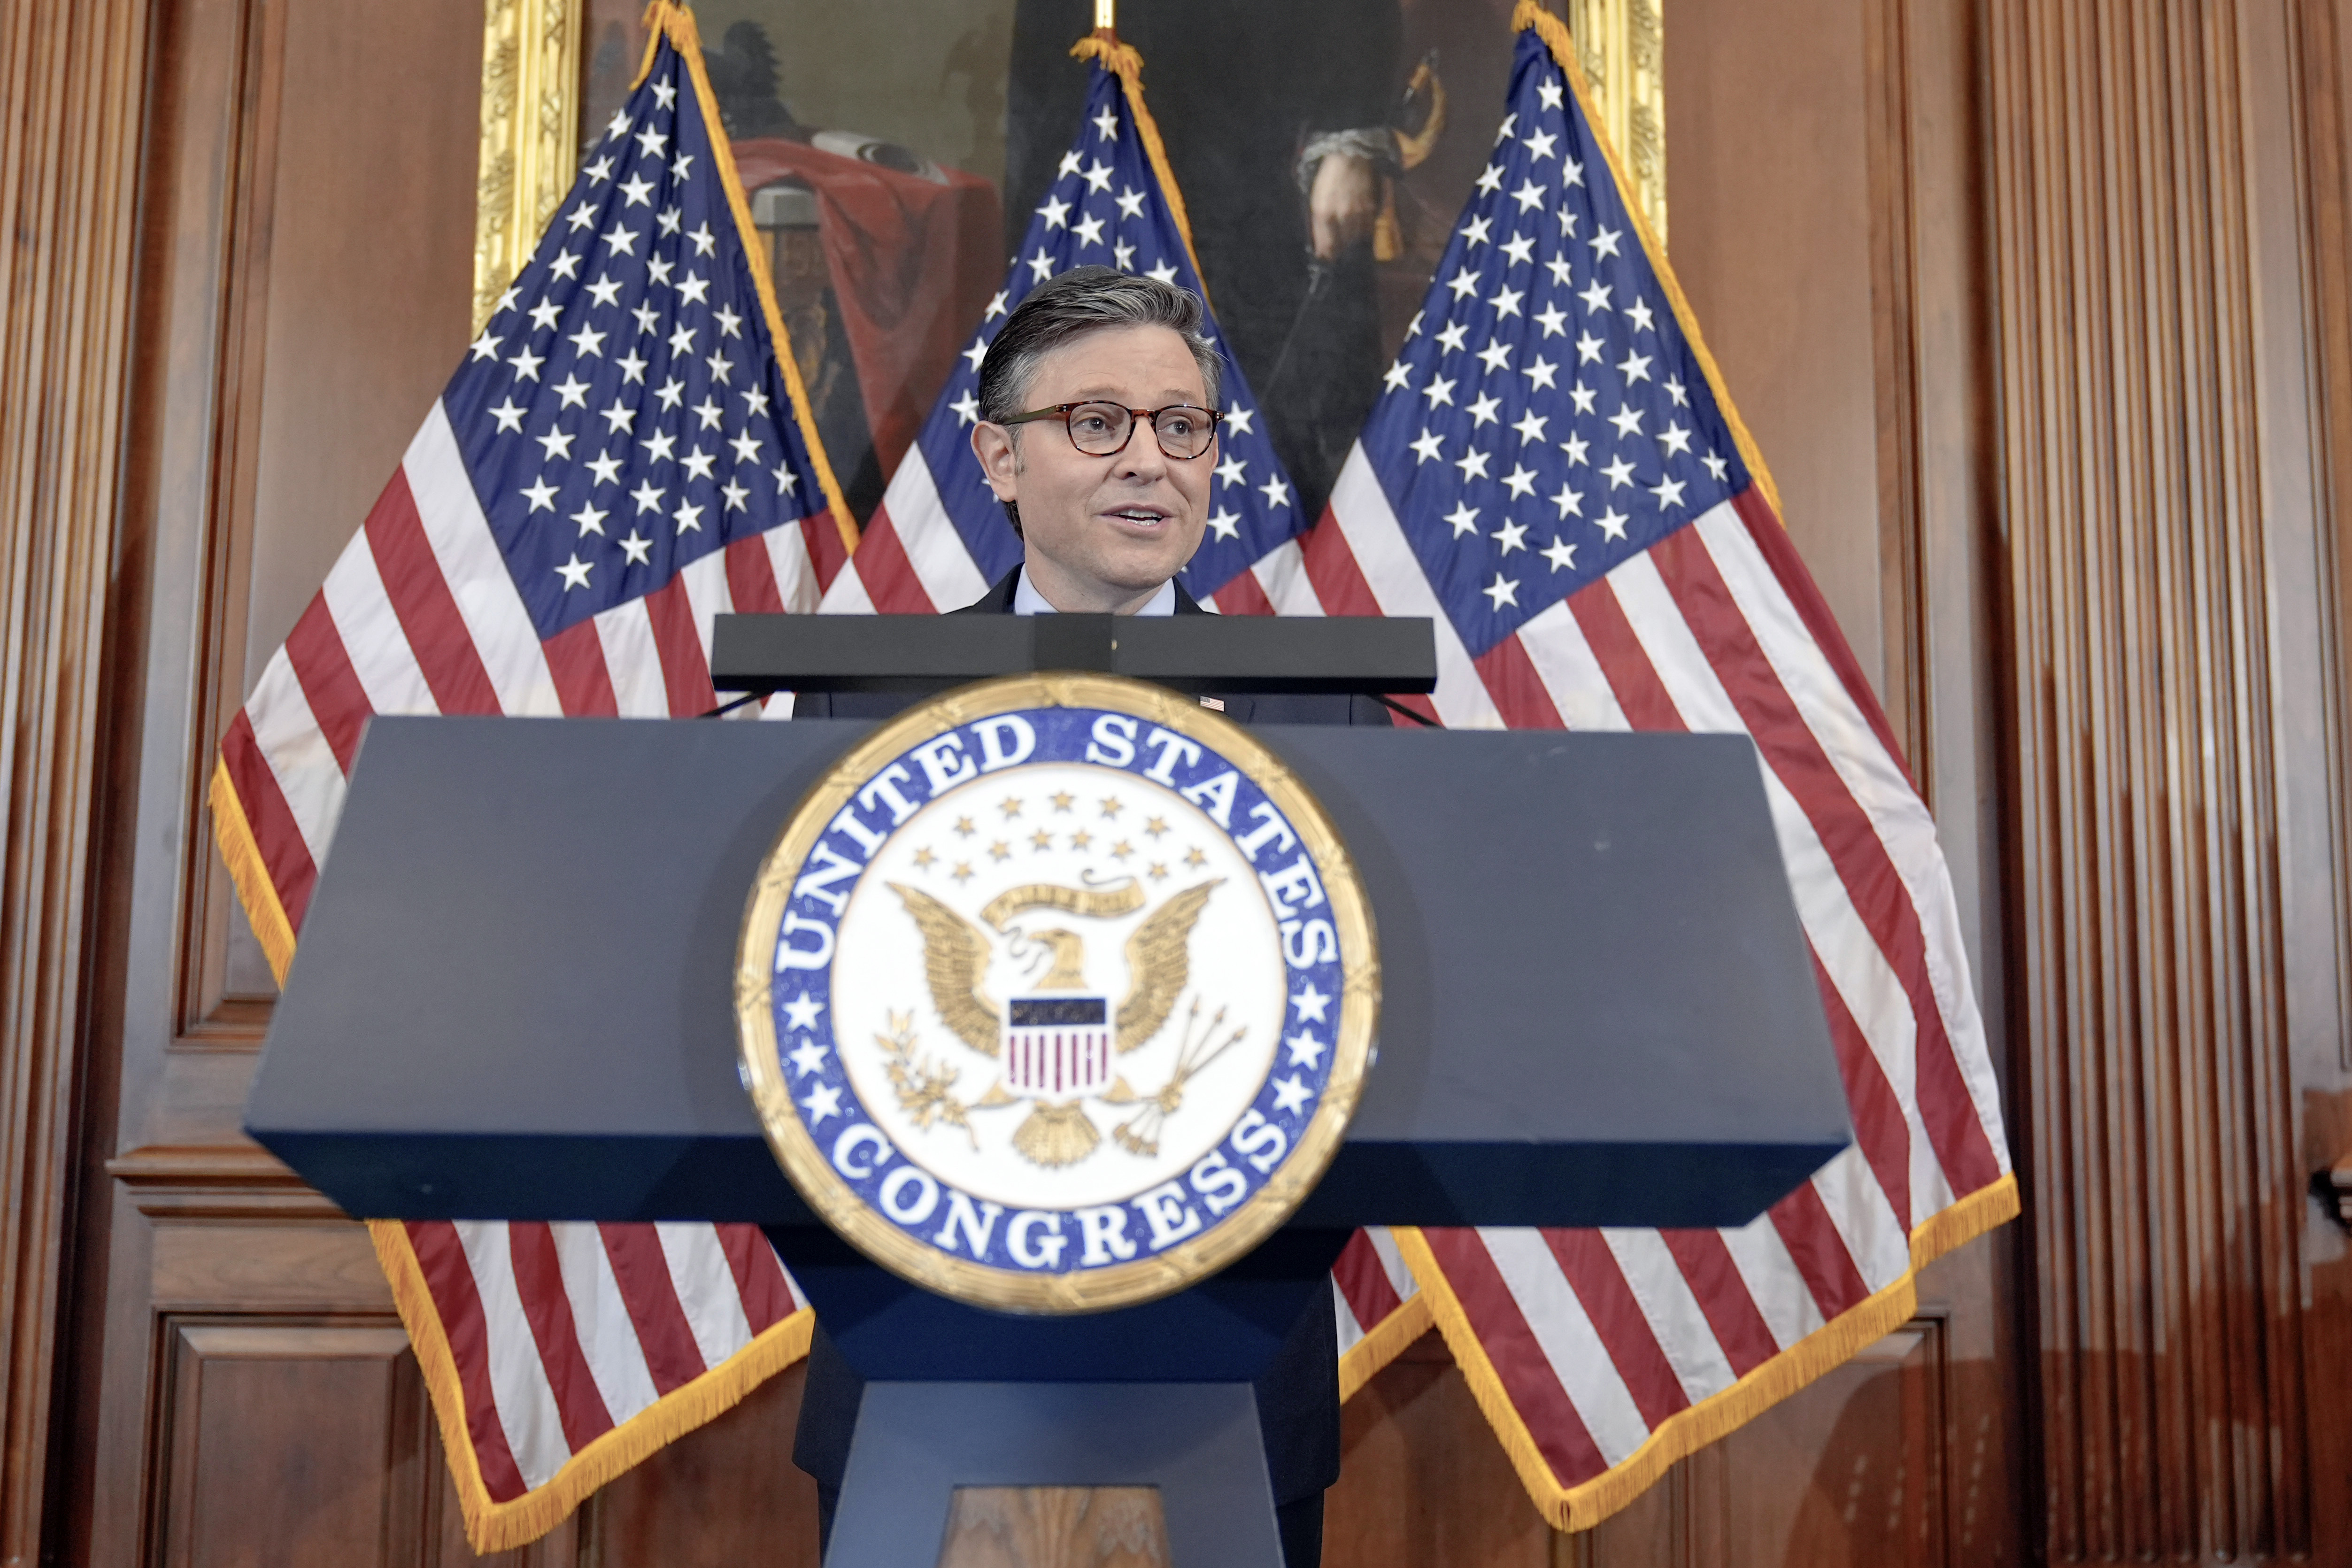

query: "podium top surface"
xmin=708 ymin=611 xmax=1441 ymax=695
xmin=247 ymin=715 xmax=1849 ymax=1229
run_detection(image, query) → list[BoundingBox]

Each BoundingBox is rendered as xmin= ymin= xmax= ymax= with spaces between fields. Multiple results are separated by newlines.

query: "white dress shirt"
xmin=1010 ymin=566 xmax=1177 ymax=617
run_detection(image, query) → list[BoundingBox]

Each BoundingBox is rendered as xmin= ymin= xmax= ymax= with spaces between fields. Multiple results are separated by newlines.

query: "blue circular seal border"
xmin=736 ymin=673 xmax=1379 ymax=1314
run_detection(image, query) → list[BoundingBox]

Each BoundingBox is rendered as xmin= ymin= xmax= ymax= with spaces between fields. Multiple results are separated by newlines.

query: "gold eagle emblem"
xmin=887 ymin=877 xmax=1222 ymax=1166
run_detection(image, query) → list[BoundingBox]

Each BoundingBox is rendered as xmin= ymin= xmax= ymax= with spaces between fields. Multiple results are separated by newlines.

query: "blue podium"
xmin=246 ymin=699 xmax=1847 ymax=1564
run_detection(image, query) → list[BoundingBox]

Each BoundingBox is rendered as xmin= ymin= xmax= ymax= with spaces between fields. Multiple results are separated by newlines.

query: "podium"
xmin=245 ymin=619 xmax=1848 ymax=1565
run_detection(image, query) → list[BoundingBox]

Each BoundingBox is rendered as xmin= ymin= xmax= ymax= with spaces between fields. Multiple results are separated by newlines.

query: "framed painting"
xmin=474 ymin=0 xmax=1664 ymax=524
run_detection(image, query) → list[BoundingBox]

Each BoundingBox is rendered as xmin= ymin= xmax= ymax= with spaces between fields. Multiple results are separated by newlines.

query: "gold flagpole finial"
xmin=1094 ymin=0 xmax=1116 ymax=32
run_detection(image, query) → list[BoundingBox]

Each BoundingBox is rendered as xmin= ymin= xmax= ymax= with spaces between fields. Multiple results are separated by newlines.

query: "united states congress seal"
xmin=736 ymin=673 xmax=1377 ymax=1313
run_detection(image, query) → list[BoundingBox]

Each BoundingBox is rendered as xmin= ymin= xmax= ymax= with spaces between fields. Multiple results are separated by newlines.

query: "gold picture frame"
xmin=471 ymin=0 xmax=583 ymax=330
xmin=1563 ymin=0 xmax=1667 ymax=241
xmin=470 ymin=0 xmax=1666 ymax=334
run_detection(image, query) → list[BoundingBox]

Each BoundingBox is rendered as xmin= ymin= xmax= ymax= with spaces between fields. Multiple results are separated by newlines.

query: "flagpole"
xmin=1095 ymin=0 xmax=1115 ymax=33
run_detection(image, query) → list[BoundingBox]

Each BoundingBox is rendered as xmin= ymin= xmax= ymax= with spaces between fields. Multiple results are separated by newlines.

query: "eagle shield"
xmin=1003 ymin=996 xmax=1113 ymax=1099
xmin=886 ymin=876 xmax=1224 ymax=1168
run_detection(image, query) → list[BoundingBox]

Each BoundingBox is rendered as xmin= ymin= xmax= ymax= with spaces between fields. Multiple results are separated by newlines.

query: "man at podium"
xmin=794 ymin=266 xmax=1390 ymax=725
xmin=793 ymin=265 xmax=1385 ymax=1565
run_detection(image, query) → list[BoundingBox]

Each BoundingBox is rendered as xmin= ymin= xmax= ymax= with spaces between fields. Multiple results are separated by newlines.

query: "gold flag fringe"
xmin=653 ymin=0 xmax=859 ymax=557
xmin=376 ymin=1207 xmax=1425 ymax=1556
xmin=373 ymin=1219 xmax=817 ymax=1554
xmin=1068 ymin=32 xmax=1214 ymax=310
xmin=1337 ymin=1289 xmax=1435 ymax=1403
xmin=1394 ymin=1173 xmax=2019 ymax=1532
xmin=1509 ymin=0 xmax=1783 ymax=522
xmin=208 ymin=760 xmax=296 ymax=986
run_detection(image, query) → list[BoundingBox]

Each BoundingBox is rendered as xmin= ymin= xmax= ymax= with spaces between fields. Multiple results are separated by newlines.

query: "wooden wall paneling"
xmin=1865 ymin=0 xmax=1930 ymax=777
xmin=1570 ymin=1257 xmax=2014 ymax=1568
xmin=50 ymin=0 xmax=272 ymax=1537
xmin=76 ymin=0 xmax=308 ymax=1539
xmin=154 ymin=1323 xmax=425 ymax=1567
xmin=151 ymin=1319 xmax=581 ymax=1568
xmin=1633 ymin=0 xmax=2029 ymax=1562
xmin=2293 ymin=0 xmax=2352 ymax=1109
xmin=2232 ymin=0 xmax=2349 ymax=1433
xmin=2282 ymin=0 xmax=2352 ymax=1546
xmin=1322 ymin=1331 xmax=1552 ymax=1567
xmin=56 ymin=0 xmax=500 ymax=1560
xmin=578 ymin=1365 xmax=820 ymax=1568
xmin=175 ymin=0 xmax=293 ymax=1038
xmin=1697 ymin=1315 xmax=1949 ymax=1566
xmin=85 ymin=1166 xmax=594 ymax=1567
xmin=1662 ymin=0 xmax=1886 ymax=682
xmin=1983 ymin=0 xmax=2352 ymax=1557
xmin=1859 ymin=5 xmax=2032 ymax=1560
xmin=2298 ymin=0 xmax=2352 ymax=1058
xmin=1875 ymin=0 xmax=2016 ymax=1089
xmin=0 ymin=0 xmax=157 ymax=1557
xmin=1863 ymin=0 xmax=2013 ymax=879
xmin=115 ymin=1159 xmax=579 ymax=1568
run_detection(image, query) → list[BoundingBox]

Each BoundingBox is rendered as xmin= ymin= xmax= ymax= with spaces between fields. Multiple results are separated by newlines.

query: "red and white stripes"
xmin=819 ymin=449 xmax=986 ymax=614
xmin=1308 ymin=441 xmax=2010 ymax=1509
xmin=1333 ymin=1225 xmax=1421 ymax=1359
xmin=222 ymin=400 xmax=845 ymax=1530
xmin=221 ymin=401 xmax=843 ymax=927
xmin=401 ymin=1220 xmax=807 ymax=1498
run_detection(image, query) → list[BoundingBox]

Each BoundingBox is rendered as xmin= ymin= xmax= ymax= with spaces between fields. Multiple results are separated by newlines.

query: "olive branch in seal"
xmin=879 ymin=1009 xmax=979 ymax=1149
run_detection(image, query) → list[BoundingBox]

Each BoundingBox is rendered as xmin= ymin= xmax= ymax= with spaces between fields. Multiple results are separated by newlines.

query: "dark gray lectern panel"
xmin=247 ymin=716 xmax=1847 ymax=1228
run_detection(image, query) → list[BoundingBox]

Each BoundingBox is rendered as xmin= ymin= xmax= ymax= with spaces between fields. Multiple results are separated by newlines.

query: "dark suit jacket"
xmin=792 ymin=567 xmax=1399 ymax=726
xmin=792 ymin=565 xmax=1364 ymax=1517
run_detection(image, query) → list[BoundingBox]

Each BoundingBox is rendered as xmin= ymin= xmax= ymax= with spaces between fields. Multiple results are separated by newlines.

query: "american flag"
xmin=209 ymin=10 xmax=830 ymax=1551
xmin=820 ymin=36 xmax=1316 ymax=616
xmin=1299 ymin=6 xmax=2017 ymax=1527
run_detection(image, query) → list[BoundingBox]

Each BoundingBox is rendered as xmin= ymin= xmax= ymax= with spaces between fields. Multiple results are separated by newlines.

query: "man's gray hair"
xmin=977 ymin=265 xmax=1222 ymax=425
